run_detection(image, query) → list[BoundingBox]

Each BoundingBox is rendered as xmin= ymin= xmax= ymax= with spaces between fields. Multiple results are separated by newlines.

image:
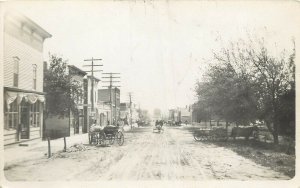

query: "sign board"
xmin=44 ymin=116 xmax=70 ymax=139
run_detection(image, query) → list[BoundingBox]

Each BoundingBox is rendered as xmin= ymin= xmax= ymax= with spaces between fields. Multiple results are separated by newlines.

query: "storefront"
xmin=4 ymin=88 xmax=44 ymax=145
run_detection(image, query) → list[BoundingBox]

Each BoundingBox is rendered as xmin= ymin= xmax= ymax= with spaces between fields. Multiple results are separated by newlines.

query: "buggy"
xmin=193 ymin=127 xmax=228 ymax=141
xmin=89 ymin=125 xmax=124 ymax=146
xmin=153 ymin=124 xmax=164 ymax=133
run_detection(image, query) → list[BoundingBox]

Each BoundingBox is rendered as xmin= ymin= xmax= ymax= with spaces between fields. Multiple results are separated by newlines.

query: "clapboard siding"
xmin=30 ymin=127 xmax=41 ymax=137
xmin=4 ymin=33 xmax=44 ymax=92
xmin=3 ymin=11 xmax=50 ymax=145
xmin=30 ymin=131 xmax=40 ymax=139
xmin=4 ymin=131 xmax=18 ymax=145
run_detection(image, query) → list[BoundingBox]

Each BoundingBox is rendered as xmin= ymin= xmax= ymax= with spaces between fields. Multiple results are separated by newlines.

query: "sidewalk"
xmin=4 ymin=133 xmax=89 ymax=166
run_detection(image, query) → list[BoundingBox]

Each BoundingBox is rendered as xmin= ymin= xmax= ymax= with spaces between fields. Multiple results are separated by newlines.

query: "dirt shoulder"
xmin=185 ymin=126 xmax=295 ymax=178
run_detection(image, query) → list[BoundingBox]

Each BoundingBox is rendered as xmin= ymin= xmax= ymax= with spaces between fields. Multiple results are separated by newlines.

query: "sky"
xmin=4 ymin=1 xmax=300 ymax=115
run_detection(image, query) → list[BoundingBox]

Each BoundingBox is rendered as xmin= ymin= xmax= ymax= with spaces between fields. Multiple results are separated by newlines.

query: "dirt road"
xmin=4 ymin=126 xmax=289 ymax=181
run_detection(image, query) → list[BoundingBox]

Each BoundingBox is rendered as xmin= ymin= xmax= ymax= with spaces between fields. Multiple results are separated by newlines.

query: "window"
xmin=4 ymin=100 xmax=19 ymax=130
xmin=30 ymin=102 xmax=40 ymax=127
xmin=13 ymin=57 xmax=20 ymax=87
xmin=32 ymin=64 xmax=37 ymax=90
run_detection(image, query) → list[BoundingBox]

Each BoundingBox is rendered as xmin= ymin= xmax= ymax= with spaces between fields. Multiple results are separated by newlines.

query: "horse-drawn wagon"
xmin=193 ymin=127 xmax=228 ymax=141
xmin=89 ymin=125 xmax=124 ymax=146
xmin=193 ymin=126 xmax=259 ymax=142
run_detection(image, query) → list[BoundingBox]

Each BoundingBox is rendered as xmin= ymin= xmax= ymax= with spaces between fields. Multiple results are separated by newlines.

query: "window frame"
xmin=30 ymin=102 xmax=40 ymax=128
xmin=4 ymin=100 xmax=19 ymax=130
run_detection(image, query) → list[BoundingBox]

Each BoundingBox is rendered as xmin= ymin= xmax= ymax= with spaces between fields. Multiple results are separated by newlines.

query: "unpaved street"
xmin=5 ymin=126 xmax=289 ymax=181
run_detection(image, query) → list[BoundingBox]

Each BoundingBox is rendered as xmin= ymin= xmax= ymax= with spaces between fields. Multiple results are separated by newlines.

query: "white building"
xmin=3 ymin=11 xmax=51 ymax=145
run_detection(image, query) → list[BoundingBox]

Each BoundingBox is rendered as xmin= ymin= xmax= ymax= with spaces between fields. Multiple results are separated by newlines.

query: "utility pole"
xmin=82 ymin=58 xmax=102 ymax=133
xmin=129 ymin=92 xmax=133 ymax=129
xmin=83 ymin=58 xmax=102 ymax=111
xmin=102 ymin=72 xmax=120 ymax=125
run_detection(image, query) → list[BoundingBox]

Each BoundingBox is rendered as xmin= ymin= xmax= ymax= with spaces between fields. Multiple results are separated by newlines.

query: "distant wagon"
xmin=230 ymin=126 xmax=259 ymax=140
xmin=193 ymin=126 xmax=259 ymax=141
xmin=193 ymin=127 xmax=228 ymax=141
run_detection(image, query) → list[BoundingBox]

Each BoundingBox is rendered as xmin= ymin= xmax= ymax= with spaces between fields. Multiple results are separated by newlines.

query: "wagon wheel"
xmin=253 ymin=131 xmax=259 ymax=140
xmin=98 ymin=133 xmax=106 ymax=146
xmin=88 ymin=132 xmax=92 ymax=144
xmin=193 ymin=133 xmax=201 ymax=141
xmin=109 ymin=135 xmax=115 ymax=145
xmin=90 ymin=132 xmax=98 ymax=145
xmin=116 ymin=131 xmax=124 ymax=146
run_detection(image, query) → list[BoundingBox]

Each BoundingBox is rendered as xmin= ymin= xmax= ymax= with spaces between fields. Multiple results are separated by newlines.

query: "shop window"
xmin=4 ymin=100 xmax=19 ymax=130
xmin=30 ymin=102 xmax=40 ymax=127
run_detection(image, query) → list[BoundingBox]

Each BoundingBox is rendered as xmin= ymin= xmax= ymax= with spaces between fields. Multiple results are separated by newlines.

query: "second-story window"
xmin=33 ymin=64 xmax=37 ymax=90
xmin=13 ymin=57 xmax=19 ymax=87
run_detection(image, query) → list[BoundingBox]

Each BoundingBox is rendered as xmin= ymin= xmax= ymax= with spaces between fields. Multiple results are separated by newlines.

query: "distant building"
xmin=178 ymin=107 xmax=191 ymax=124
xmin=169 ymin=109 xmax=180 ymax=122
xmin=96 ymin=100 xmax=111 ymax=126
xmin=84 ymin=75 xmax=100 ymax=132
xmin=153 ymin=108 xmax=162 ymax=120
xmin=120 ymin=102 xmax=130 ymax=122
xmin=3 ymin=11 xmax=51 ymax=145
xmin=68 ymin=65 xmax=87 ymax=134
xmin=169 ymin=106 xmax=191 ymax=124
xmin=98 ymin=87 xmax=120 ymax=125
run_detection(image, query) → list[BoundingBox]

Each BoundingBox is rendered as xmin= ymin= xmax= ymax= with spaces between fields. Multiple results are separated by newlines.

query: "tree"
xmin=196 ymin=54 xmax=258 ymax=127
xmin=195 ymin=37 xmax=295 ymax=144
xmin=246 ymin=39 xmax=296 ymax=144
xmin=44 ymin=55 xmax=83 ymax=119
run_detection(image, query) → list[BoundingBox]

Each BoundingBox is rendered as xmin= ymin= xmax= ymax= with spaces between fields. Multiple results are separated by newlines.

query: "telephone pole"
xmin=128 ymin=92 xmax=133 ymax=129
xmin=102 ymin=72 xmax=120 ymax=125
xmin=128 ymin=93 xmax=132 ymax=129
xmin=83 ymin=58 xmax=102 ymax=111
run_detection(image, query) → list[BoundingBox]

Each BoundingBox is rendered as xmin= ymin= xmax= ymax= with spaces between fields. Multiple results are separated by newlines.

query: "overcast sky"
xmin=5 ymin=1 xmax=300 ymax=114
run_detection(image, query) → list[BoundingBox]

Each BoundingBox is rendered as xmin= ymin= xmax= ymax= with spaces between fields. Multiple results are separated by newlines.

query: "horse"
xmin=231 ymin=126 xmax=259 ymax=140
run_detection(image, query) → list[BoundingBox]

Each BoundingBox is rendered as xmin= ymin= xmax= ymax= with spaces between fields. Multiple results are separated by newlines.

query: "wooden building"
xmin=3 ymin=11 xmax=51 ymax=145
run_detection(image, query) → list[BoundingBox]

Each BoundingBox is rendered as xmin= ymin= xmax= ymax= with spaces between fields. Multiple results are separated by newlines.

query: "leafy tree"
xmin=195 ymin=37 xmax=295 ymax=144
xmin=44 ymin=55 xmax=83 ymax=119
xmin=246 ymin=40 xmax=296 ymax=144
xmin=196 ymin=54 xmax=258 ymax=127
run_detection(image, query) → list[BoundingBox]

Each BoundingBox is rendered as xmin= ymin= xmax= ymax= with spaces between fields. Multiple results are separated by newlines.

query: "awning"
xmin=5 ymin=91 xmax=45 ymax=110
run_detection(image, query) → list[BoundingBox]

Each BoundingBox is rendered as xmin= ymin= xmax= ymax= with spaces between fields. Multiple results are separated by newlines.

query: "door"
xmin=20 ymin=102 xmax=30 ymax=139
xmin=100 ymin=113 xmax=105 ymax=126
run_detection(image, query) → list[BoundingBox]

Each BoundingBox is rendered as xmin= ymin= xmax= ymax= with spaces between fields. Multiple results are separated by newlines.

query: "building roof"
xmin=5 ymin=10 xmax=52 ymax=39
xmin=87 ymin=75 xmax=101 ymax=82
xmin=68 ymin=65 xmax=87 ymax=77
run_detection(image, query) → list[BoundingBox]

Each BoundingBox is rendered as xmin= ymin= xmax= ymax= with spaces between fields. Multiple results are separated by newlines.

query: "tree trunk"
xmin=226 ymin=121 xmax=229 ymax=139
xmin=273 ymin=132 xmax=279 ymax=145
xmin=273 ymin=121 xmax=279 ymax=145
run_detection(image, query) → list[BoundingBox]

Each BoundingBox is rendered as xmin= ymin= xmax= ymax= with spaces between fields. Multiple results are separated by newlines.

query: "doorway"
xmin=20 ymin=101 xmax=30 ymax=139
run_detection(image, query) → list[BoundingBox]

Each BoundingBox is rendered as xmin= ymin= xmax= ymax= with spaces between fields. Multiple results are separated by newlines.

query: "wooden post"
xmin=226 ymin=121 xmax=229 ymax=140
xmin=47 ymin=137 xmax=51 ymax=158
xmin=63 ymin=137 xmax=66 ymax=152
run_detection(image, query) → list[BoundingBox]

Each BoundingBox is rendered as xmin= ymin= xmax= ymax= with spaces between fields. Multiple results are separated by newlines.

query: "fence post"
xmin=63 ymin=137 xmax=67 ymax=152
xmin=47 ymin=137 xmax=51 ymax=158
